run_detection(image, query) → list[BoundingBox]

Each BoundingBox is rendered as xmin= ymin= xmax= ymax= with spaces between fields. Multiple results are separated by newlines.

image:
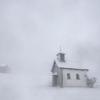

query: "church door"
xmin=52 ymin=75 xmax=58 ymax=86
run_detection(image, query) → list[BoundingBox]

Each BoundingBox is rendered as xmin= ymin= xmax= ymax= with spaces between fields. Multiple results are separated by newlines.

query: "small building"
xmin=0 ymin=64 xmax=9 ymax=73
xmin=51 ymin=51 xmax=89 ymax=87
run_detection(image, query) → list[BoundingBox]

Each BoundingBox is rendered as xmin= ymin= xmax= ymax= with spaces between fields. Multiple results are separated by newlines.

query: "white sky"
xmin=0 ymin=0 xmax=100 ymax=79
xmin=0 ymin=1 xmax=100 ymax=100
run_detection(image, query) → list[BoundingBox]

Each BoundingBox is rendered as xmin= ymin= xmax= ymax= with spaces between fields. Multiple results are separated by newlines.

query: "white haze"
xmin=0 ymin=0 xmax=100 ymax=100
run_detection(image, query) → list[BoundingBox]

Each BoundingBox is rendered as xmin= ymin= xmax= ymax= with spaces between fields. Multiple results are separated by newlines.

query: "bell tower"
xmin=56 ymin=47 xmax=66 ymax=62
xmin=57 ymin=52 xmax=66 ymax=62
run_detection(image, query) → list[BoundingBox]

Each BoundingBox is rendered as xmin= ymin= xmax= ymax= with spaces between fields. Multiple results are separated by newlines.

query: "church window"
xmin=76 ymin=73 xmax=80 ymax=80
xmin=67 ymin=73 xmax=71 ymax=79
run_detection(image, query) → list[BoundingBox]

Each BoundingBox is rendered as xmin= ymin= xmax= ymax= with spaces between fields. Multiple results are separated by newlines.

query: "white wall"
xmin=62 ymin=69 xmax=88 ymax=87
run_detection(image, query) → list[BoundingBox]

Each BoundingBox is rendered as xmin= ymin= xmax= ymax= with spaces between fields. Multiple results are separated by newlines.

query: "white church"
xmin=51 ymin=51 xmax=96 ymax=87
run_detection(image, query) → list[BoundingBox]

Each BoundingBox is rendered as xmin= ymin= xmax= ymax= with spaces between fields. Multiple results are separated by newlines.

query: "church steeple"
xmin=56 ymin=48 xmax=66 ymax=62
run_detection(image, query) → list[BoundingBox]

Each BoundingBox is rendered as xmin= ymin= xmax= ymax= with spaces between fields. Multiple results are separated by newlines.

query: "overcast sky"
xmin=0 ymin=0 xmax=100 ymax=80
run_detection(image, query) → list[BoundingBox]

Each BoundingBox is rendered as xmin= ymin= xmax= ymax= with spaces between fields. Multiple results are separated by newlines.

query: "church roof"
xmin=60 ymin=67 xmax=88 ymax=71
xmin=51 ymin=51 xmax=89 ymax=72
xmin=55 ymin=59 xmax=88 ymax=71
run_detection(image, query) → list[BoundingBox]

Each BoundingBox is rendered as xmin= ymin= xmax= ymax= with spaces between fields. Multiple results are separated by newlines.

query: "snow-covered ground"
xmin=0 ymin=0 xmax=100 ymax=100
xmin=0 ymin=73 xmax=100 ymax=100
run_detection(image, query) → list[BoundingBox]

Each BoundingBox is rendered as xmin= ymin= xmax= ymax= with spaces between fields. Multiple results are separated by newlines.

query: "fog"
xmin=0 ymin=0 xmax=100 ymax=100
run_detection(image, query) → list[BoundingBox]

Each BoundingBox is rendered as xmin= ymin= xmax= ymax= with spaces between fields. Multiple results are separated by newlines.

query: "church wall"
xmin=57 ymin=68 xmax=63 ymax=87
xmin=62 ymin=69 xmax=88 ymax=87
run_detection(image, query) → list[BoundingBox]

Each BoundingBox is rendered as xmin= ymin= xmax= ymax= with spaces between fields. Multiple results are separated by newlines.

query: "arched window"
xmin=76 ymin=73 xmax=80 ymax=80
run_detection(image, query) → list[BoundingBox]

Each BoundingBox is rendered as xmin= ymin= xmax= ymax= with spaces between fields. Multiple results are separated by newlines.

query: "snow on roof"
xmin=55 ymin=59 xmax=88 ymax=71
